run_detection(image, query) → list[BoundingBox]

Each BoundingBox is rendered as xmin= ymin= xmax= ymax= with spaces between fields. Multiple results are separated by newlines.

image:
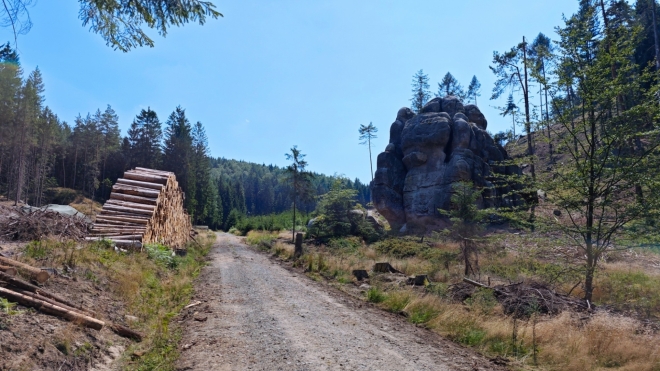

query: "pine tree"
xmin=500 ymin=94 xmax=519 ymax=137
xmin=358 ymin=122 xmax=378 ymax=184
xmin=410 ymin=69 xmax=431 ymax=113
xmin=284 ymin=146 xmax=314 ymax=242
xmin=530 ymin=32 xmax=555 ymax=160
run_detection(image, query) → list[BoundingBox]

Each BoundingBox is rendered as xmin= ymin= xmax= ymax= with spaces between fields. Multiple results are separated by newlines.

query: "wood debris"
xmin=0 ymin=206 xmax=88 ymax=242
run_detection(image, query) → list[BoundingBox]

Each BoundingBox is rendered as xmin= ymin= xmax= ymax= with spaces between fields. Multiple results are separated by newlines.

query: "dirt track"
xmin=176 ymin=233 xmax=503 ymax=371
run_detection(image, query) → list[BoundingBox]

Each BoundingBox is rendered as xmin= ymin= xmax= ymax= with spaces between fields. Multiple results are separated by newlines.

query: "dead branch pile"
xmin=88 ymin=167 xmax=192 ymax=249
xmin=0 ymin=206 xmax=88 ymax=242
xmin=457 ymin=278 xmax=591 ymax=318
xmin=0 ymin=269 xmax=143 ymax=341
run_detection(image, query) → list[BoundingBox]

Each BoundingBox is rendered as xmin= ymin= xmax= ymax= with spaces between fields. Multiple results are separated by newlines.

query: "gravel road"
xmin=176 ymin=233 xmax=502 ymax=371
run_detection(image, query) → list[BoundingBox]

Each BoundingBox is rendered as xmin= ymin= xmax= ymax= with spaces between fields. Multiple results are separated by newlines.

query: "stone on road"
xmin=176 ymin=233 xmax=501 ymax=371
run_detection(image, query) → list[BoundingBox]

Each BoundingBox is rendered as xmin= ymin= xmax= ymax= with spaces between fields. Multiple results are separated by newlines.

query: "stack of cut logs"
xmin=88 ymin=167 xmax=192 ymax=249
xmin=0 ymin=255 xmax=142 ymax=340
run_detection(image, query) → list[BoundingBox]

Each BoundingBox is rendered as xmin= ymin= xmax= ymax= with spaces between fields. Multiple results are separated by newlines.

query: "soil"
xmin=0 ymin=244 xmax=131 ymax=371
xmin=176 ymin=233 xmax=505 ymax=371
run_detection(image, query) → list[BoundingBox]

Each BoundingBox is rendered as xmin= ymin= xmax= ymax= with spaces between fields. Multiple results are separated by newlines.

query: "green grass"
xmin=596 ymin=269 xmax=660 ymax=317
xmin=406 ymin=300 xmax=440 ymax=324
xmin=366 ymin=287 xmax=386 ymax=303
xmin=245 ymin=231 xmax=278 ymax=249
xmin=18 ymin=233 xmax=214 ymax=371
xmin=381 ymin=291 xmax=412 ymax=312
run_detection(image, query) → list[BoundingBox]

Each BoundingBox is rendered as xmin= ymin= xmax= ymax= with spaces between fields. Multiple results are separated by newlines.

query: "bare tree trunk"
xmin=522 ymin=36 xmax=537 ymax=231
xmin=653 ymin=0 xmax=660 ymax=72
xmin=368 ymin=136 xmax=374 ymax=184
xmin=522 ymin=37 xmax=536 ymax=181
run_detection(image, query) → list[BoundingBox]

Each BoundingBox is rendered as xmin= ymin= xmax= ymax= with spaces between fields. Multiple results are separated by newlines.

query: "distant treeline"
xmin=211 ymin=158 xmax=371 ymax=227
xmin=0 ymin=43 xmax=370 ymax=230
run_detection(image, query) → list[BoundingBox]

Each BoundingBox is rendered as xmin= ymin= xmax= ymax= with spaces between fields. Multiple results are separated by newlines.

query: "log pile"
xmin=88 ymin=168 xmax=192 ymax=249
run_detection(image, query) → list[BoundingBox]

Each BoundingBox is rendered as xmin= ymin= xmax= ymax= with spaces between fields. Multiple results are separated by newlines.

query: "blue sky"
xmin=1 ymin=0 xmax=579 ymax=183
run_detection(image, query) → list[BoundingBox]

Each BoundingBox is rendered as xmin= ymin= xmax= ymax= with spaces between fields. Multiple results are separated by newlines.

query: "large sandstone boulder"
xmin=372 ymin=96 xmax=522 ymax=233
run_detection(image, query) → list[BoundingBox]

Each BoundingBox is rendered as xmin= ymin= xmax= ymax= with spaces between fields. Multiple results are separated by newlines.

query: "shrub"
xmin=144 ymin=243 xmax=176 ymax=268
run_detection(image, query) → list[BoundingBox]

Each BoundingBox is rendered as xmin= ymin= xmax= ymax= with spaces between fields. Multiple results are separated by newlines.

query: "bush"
xmin=144 ymin=243 xmax=176 ymax=268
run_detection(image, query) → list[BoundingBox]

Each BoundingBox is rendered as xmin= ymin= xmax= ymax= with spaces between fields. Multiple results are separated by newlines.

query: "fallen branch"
xmin=110 ymin=323 xmax=143 ymax=342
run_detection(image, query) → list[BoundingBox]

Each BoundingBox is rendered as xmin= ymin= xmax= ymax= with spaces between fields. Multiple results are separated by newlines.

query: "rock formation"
xmin=372 ymin=96 xmax=522 ymax=233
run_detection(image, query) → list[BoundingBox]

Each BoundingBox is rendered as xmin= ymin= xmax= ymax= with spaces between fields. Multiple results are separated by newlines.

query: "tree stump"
xmin=373 ymin=262 xmax=401 ymax=274
xmin=407 ymin=274 xmax=430 ymax=286
xmin=352 ymin=270 xmax=369 ymax=281
xmin=294 ymin=233 xmax=303 ymax=258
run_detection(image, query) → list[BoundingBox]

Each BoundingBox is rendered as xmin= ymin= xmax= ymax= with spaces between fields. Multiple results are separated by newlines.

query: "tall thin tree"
xmin=284 ymin=146 xmax=314 ymax=243
xmin=358 ymin=122 xmax=378 ymax=184
xmin=410 ymin=69 xmax=431 ymax=113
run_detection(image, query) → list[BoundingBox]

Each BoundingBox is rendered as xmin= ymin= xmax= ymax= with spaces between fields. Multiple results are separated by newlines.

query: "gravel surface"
xmin=176 ymin=233 xmax=504 ymax=371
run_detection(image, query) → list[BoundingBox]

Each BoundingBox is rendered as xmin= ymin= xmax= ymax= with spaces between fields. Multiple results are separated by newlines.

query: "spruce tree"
xmin=410 ymin=69 xmax=431 ymax=113
xmin=438 ymin=72 xmax=465 ymax=99
xmin=466 ymin=75 xmax=481 ymax=105
xmin=162 ymin=106 xmax=195 ymax=213
xmin=127 ymin=107 xmax=162 ymax=169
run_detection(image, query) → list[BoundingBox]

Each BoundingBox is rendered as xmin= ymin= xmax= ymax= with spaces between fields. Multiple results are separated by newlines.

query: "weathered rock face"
xmin=372 ymin=96 xmax=522 ymax=232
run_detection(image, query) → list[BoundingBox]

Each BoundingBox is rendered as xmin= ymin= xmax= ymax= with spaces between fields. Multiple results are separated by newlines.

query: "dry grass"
xmin=15 ymin=231 xmax=216 ymax=370
xmin=68 ymin=195 xmax=103 ymax=218
xmin=278 ymin=233 xmax=660 ymax=370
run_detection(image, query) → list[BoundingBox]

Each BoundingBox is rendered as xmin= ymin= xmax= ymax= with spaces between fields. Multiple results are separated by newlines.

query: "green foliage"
xmin=307 ymin=180 xmax=383 ymax=243
xmin=465 ymin=288 xmax=498 ymax=315
xmin=366 ymin=287 xmax=386 ymax=303
xmin=309 ymin=180 xmax=356 ymax=239
xmin=406 ymin=301 xmax=440 ymax=324
xmin=373 ymin=237 xmax=426 ymax=258
xmin=382 ymin=291 xmax=412 ymax=313
xmin=0 ymin=298 xmax=20 ymax=315
xmin=597 ymin=270 xmax=660 ymax=317
xmin=410 ymin=69 xmax=431 ymax=113
xmin=24 ymin=240 xmax=54 ymax=260
xmin=444 ymin=317 xmax=487 ymax=347
xmin=327 ymin=236 xmax=362 ymax=252
xmin=78 ymin=0 xmax=223 ymax=52
xmin=438 ymin=72 xmax=465 ymax=99
xmin=144 ymin=243 xmax=175 ymax=268
xmin=245 ymin=231 xmax=277 ymax=250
